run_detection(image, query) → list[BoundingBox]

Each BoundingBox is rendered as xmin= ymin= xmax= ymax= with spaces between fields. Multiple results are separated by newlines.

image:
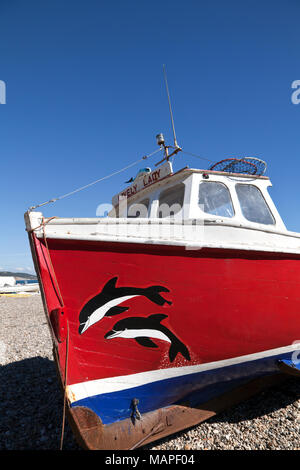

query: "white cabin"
xmin=109 ymin=161 xmax=286 ymax=232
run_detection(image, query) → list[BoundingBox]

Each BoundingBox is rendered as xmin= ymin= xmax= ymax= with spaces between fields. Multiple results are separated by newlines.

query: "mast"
xmin=155 ymin=65 xmax=182 ymax=166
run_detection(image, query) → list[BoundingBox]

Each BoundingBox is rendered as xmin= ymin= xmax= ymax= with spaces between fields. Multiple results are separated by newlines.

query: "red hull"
xmin=31 ymin=234 xmax=300 ymax=387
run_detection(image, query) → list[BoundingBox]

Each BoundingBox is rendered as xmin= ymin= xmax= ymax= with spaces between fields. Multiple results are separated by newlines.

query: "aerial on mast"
xmin=155 ymin=65 xmax=182 ymax=166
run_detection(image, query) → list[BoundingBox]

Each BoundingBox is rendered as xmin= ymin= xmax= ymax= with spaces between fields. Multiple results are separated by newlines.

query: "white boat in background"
xmin=0 ymin=283 xmax=39 ymax=294
xmin=0 ymin=276 xmax=16 ymax=288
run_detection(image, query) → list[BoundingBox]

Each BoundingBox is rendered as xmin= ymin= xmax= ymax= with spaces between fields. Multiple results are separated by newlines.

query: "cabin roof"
xmin=112 ymin=163 xmax=269 ymax=208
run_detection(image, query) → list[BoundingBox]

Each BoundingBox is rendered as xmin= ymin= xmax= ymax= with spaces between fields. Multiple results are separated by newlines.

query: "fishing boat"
xmin=24 ymin=137 xmax=300 ymax=449
xmin=24 ymin=69 xmax=300 ymax=449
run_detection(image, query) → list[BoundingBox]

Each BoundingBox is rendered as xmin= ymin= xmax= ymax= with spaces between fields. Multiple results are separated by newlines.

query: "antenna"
xmin=163 ymin=64 xmax=179 ymax=149
xmin=155 ymin=65 xmax=182 ymax=167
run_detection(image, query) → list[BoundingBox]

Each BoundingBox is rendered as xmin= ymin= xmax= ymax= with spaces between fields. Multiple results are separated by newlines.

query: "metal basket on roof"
xmin=209 ymin=157 xmax=267 ymax=176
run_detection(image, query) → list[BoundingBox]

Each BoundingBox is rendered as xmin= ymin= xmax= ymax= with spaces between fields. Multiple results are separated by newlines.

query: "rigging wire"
xmin=28 ymin=145 xmax=223 ymax=212
xmin=180 ymin=149 xmax=216 ymax=164
xmin=29 ymin=147 xmax=163 ymax=210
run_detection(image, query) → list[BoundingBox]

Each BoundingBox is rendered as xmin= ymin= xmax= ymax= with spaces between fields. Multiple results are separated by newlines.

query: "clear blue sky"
xmin=0 ymin=0 xmax=300 ymax=273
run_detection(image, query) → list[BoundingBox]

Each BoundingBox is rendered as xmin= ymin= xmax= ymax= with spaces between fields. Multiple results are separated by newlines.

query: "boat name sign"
xmin=112 ymin=161 xmax=173 ymax=206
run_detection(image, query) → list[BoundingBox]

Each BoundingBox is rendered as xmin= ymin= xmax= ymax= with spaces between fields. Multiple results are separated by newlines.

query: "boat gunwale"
xmin=28 ymin=214 xmax=300 ymax=244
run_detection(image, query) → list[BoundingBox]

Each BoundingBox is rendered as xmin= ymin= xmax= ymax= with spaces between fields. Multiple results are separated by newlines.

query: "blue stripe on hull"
xmin=71 ymin=351 xmax=293 ymax=425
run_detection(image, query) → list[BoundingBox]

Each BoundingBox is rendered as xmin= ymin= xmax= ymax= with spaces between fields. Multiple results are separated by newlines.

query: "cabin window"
xmin=198 ymin=182 xmax=234 ymax=218
xmin=235 ymin=184 xmax=275 ymax=225
xmin=157 ymin=183 xmax=185 ymax=218
xmin=127 ymin=199 xmax=149 ymax=218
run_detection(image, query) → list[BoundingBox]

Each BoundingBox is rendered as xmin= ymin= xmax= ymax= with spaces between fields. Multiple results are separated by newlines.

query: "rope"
xmin=28 ymin=216 xmax=58 ymax=233
xmin=29 ymin=148 xmax=163 ymax=210
xmin=41 ymin=218 xmax=64 ymax=307
xmin=60 ymin=320 xmax=70 ymax=450
xmin=32 ymin=215 xmax=68 ymax=449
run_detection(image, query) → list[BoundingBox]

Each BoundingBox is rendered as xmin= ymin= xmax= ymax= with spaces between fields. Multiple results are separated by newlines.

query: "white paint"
xmin=66 ymin=341 xmax=300 ymax=403
xmin=106 ymin=328 xmax=171 ymax=342
xmin=80 ymin=295 xmax=138 ymax=333
xmin=27 ymin=212 xmax=300 ymax=255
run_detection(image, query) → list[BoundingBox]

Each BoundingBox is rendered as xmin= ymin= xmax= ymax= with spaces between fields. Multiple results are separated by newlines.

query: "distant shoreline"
xmin=0 ymin=271 xmax=37 ymax=280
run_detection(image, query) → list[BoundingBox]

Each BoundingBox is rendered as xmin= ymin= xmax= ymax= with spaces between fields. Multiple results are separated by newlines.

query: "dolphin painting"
xmin=78 ymin=277 xmax=172 ymax=335
xmin=104 ymin=314 xmax=191 ymax=363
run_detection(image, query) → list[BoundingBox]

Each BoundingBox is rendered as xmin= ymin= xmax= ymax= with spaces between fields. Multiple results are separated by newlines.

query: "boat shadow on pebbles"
xmin=209 ymin=377 xmax=300 ymax=424
xmin=0 ymin=356 xmax=80 ymax=450
xmin=143 ymin=377 xmax=300 ymax=450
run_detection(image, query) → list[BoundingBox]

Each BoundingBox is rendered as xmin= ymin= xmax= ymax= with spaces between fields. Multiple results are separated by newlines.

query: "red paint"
xmin=31 ymin=234 xmax=300 ymax=386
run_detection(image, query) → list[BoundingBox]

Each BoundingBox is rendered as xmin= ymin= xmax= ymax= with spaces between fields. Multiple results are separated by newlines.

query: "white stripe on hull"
xmin=66 ymin=342 xmax=300 ymax=403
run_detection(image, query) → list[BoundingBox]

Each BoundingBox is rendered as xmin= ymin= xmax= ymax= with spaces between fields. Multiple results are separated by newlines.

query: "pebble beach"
xmin=1 ymin=295 xmax=300 ymax=451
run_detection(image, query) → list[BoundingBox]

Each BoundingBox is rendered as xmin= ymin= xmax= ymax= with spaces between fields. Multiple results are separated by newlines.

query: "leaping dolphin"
xmin=78 ymin=277 xmax=172 ymax=334
xmin=104 ymin=314 xmax=191 ymax=363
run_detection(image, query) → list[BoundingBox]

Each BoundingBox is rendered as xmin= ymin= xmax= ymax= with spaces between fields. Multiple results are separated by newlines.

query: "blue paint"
xmin=71 ymin=350 xmax=294 ymax=425
xmin=278 ymin=357 xmax=300 ymax=372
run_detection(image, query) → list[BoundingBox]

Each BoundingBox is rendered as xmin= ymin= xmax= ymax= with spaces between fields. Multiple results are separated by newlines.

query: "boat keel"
xmin=67 ymin=373 xmax=285 ymax=450
xmin=278 ymin=358 xmax=300 ymax=377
